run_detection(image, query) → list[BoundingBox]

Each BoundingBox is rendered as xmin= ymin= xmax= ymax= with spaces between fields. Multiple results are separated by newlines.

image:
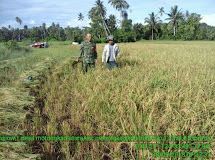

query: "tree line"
xmin=0 ymin=0 xmax=215 ymax=43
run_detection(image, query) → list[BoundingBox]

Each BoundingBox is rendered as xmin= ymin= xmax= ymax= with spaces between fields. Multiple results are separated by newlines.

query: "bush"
xmin=0 ymin=50 xmax=6 ymax=60
xmin=73 ymin=36 xmax=83 ymax=44
xmin=92 ymin=38 xmax=108 ymax=43
xmin=113 ymin=30 xmax=136 ymax=43
xmin=21 ymin=38 xmax=32 ymax=45
xmin=4 ymin=40 xmax=20 ymax=50
xmin=30 ymin=37 xmax=40 ymax=41
xmin=99 ymin=38 xmax=107 ymax=43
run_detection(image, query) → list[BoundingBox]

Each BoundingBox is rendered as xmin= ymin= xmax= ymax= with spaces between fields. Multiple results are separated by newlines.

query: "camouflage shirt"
xmin=78 ymin=40 xmax=97 ymax=63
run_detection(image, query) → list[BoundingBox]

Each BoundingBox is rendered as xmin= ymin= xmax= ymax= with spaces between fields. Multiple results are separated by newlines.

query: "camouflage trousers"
xmin=82 ymin=62 xmax=95 ymax=73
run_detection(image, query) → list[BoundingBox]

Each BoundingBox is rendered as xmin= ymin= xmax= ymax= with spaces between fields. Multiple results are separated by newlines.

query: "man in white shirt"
xmin=102 ymin=35 xmax=121 ymax=69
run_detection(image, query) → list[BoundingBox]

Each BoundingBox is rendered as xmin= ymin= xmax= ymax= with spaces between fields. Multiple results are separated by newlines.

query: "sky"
xmin=0 ymin=0 xmax=215 ymax=29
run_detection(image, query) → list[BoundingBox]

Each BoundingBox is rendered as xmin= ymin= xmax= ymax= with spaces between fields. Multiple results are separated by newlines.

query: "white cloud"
xmin=29 ymin=20 xmax=35 ymax=24
xmin=201 ymin=14 xmax=215 ymax=26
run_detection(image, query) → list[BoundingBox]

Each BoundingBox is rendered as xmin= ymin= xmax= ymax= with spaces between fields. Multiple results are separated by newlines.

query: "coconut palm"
xmin=145 ymin=12 xmax=161 ymax=40
xmin=88 ymin=0 xmax=110 ymax=37
xmin=108 ymin=0 xmax=130 ymax=26
xmin=185 ymin=10 xmax=189 ymax=17
xmin=42 ymin=23 xmax=46 ymax=40
xmin=166 ymin=5 xmax=183 ymax=36
xmin=23 ymin=25 xmax=28 ymax=38
xmin=121 ymin=10 xmax=128 ymax=20
xmin=159 ymin=7 xmax=165 ymax=16
xmin=108 ymin=0 xmax=130 ymax=13
xmin=15 ymin=17 xmax=22 ymax=41
xmin=78 ymin=13 xmax=84 ymax=28
xmin=78 ymin=13 xmax=85 ymax=35
xmin=78 ymin=13 xmax=84 ymax=21
xmin=107 ymin=14 xmax=117 ymax=33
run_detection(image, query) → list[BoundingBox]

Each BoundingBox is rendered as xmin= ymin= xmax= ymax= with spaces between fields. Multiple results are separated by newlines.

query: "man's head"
xmin=86 ymin=33 xmax=92 ymax=42
xmin=108 ymin=35 xmax=114 ymax=45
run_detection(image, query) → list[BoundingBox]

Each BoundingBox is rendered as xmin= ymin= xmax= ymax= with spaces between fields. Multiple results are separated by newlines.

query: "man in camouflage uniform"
xmin=76 ymin=33 xmax=98 ymax=73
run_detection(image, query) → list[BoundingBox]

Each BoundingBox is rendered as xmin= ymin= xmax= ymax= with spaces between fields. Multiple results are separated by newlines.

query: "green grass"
xmin=0 ymin=41 xmax=78 ymax=159
xmin=1 ymin=41 xmax=215 ymax=159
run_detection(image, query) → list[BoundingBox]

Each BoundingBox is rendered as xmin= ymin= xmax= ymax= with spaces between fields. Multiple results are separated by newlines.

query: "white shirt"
xmin=102 ymin=43 xmax=120 ymax=63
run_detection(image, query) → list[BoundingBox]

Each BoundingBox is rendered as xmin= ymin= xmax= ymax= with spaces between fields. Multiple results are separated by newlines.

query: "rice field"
xmin=0 ymin=41 xmax=215 ymax=159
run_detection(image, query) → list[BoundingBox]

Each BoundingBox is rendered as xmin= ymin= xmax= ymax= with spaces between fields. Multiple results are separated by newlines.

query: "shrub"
xmin=4 ymin=40 xmax=20 ymax=50
xmin=99 ymin=38 xmax=107 ymax=43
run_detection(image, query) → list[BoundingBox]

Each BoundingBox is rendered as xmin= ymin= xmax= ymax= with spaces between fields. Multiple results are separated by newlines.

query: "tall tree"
xmin=159 ymin=7 xmax=165 ymax=16
xmin=107 ymin=14 xmax=117 ymax=33
xmin=121 ymin=10 xmax=128 ymax=20
xmin=42 ymin=23 xmax=46 ymax=40
xmin=108 ymin=0 xmax=130 ymax=26
xmin=88 ymin=0 xmax=110 ymax=37
xmin=78 ymin=13 xmax=85 ymax=35
xmin=166 ymin=5 xmax=183 ymax=37
xmin=145 ymin=12 xmax=161 ymax=40
xmin=56 ymin=23 xmax=61 ymax=40
xmin=15 ymin=17 xmax=22 ymax=41
xmin=23 ymin=25 xmax=28 ymax=39
xmin=78 ymin=13 xmax=84 ymax=22
xmin=133 ymin=23 xmax=144 ymax=40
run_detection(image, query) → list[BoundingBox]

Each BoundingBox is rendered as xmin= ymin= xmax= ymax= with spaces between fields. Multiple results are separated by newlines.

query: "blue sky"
xmin=0 ymin=0 xmax=215 ymax=29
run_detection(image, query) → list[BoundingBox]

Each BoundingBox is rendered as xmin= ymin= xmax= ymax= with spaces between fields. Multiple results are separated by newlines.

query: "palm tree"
xmin=145 ymin=12 xmax=161 ymax=40
xmin=107 ymin=14 xmax=117 ymax=33
xmin=108 ymin=0 xmax=130 ymax=26
xmin=159 ymin=7 xmax=165 ymax=16
xmin=78 ymin=13 xmax=84 ymax=22
xmin=56 ymin=23 xmax=60 ymax=40
xmin=23 ymin=25 xmax=28 ymax=38
xmin=78 ymin=13 xmax=85 ymax=35
xmin=42 ymin=23 xmax=46 ymax=39
xmin=185 ymin=10 xmax=189 ymax=17
xmin=121 ymin=10 xmax=128 ymax=20
xmin=166 ymin=5 xmax=183 ymax=37
xmin=89 ymin=0 xmax=110 ymax=37
xmin=15 ymin=17 xmax=22 ymax=41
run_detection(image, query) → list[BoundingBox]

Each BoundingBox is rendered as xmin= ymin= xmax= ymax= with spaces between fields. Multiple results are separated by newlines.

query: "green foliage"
xmin=73 ymin=35 xmax=84 ymax=44
xmin=93 ymin=37 xmax=108 ymax=43
xmin=133 ymin=23 xmax=144 ymax=40
xmin=4 ymin=40 xmax=20 ymax=50
xmin=21 ymin=38 xmax=32 ymax=43
xmin=122 ymin=19 xmax=133 ymax=32
xmin=145 ymin=12 xmax=161 ymax=40
xmin=0 ymin=50 xmax=6 ymax=60
xmin=113 ymin=19 xmax=136 ymax=42
xmin=114 ymin=29 xmax=136 ymax=42
xmin=107 ymin=14 xmax=117 ymax=33
xmin=0 ymin=4 xmax=215 ymax=42
xmin=30 ymin=37 xmax=40 ymax=42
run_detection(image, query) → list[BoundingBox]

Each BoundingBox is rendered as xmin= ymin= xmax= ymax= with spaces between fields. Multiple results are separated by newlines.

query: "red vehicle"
xmin=30 ymin=41 xmax=48 ymax=48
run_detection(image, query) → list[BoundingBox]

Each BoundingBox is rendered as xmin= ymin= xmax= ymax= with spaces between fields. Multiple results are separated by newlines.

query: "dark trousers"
xmin=106 ymin=61 xmax=118 ymax=70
